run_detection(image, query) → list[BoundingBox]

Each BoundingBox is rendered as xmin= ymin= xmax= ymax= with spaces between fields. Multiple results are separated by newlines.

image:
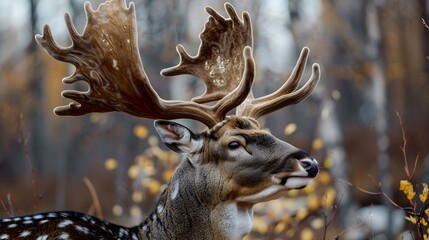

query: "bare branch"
xmin=18 ymin=114 xmax=38 ymax=211
xmin=83 ymin=177 xmax=103 ymax=219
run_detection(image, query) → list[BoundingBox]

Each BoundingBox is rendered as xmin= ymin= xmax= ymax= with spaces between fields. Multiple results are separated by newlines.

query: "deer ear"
xmin=154 ymin=120 xmax=202 ymax=154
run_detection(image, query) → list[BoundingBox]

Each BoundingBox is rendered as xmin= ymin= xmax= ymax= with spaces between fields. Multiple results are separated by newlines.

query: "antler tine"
xmin=256 ymin=47 xmax=310 ymax=102
xmin=161 ymin=2 xmax=253 ymax=104
xmin=36 ymin=25 xmax=71 ymax=63
xmin=238 ymin=47 xmax=320 ymax=118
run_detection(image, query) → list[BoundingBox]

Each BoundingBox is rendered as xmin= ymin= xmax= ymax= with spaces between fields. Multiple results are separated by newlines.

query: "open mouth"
xmin=274 ymin=175 xmax=313 ymax=190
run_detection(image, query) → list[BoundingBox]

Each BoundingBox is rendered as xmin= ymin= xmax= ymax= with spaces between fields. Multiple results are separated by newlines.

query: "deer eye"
xmin=228 ymin=141 xmax=240 ymax=150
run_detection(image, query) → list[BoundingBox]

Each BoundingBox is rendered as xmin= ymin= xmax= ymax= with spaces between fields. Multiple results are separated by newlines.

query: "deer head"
xmin=0 ymin=0 xmax=320 ymax=239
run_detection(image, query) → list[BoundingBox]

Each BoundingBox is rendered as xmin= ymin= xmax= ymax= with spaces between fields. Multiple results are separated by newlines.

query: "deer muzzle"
xmin=275 ymin=150 xmax=319 ymax=189
xmin=299 ymin=158 xmax=319 ymax=178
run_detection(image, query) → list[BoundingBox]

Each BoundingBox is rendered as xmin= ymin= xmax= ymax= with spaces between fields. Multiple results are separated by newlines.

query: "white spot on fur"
xmin=75 ymin=225 xmax=90 ymax=234
xmin=39 ymin=219 xmax=49 ymax=224
xmin=157 ymin=205 xmax=164 ymax=214
xmin=0 ymin=234 xmax=9 ymax=239
xmin=58 ymin=219 xmax=73 ymax=228
xmin=7 ymin=223 xmax=17 ymax=228
xmin=47 ymin=213 xmax=57 ymax=218
xmin=1 ymin=219 xmax=11 ymax=222
xmin=216 ymin=203 xmax=253 ymax=239
xmin=19 ymin=231 xmax=31 ymax=237
xmin=60 ymin=212 xmax=69 ymax=217
xmin=36 ymin=235 xmax=48 ymax=240
xmin=33 ymin=215 xmax=44 ymax=220
xmin=80 ymin=215 xmax=90 ymax=222
xmin=23 ymin=220 xmax=33 ymax=224
xmin=171 ymin=181 xmax=179 ymax=200
xmin=7 ymin=223 xmax=18 ymax=228
xmin=57 ymin=232 xmax=69 ymax=239
xmin=119 ymin=228 xmax=129 ymax=237
xmin=13 ymin=217 xmax=21 ymax=221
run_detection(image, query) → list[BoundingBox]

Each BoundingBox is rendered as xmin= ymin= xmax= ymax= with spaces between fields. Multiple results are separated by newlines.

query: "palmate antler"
xmin=161 ymin=3 xmax=253 ymax=103
xmin=35 ymin=0 xmax=319 ymax=128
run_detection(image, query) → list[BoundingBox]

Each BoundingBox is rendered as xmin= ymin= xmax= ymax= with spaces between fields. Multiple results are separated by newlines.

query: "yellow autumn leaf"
xmin=132 ymin=191 xmax=144 ymax=203
xmin=134 ymin=125 xmax=149 ymax=139
xmin=303 ymin=180 xmax=316 ymax=193
xmin=162 ymin=168 xmax=175 ymax=182
xmin=404 ymin=215 xmax=417 ymax=224
xmin=104 ymin=158 xmax=118 ymax=170
xmin=128 ymin=165 xmax=139 ymax=179
xmin=420 ymin=217 xmax=428 ymax=226
xmin=147 ymin=179 xmax=162 ymax=194
xmin=399 ymin=180 xmax=416 ymax=200
xmin=318 ymin=171 xmax=331 ymax=185
xmin=284 ymin=123 xmax=297 ymax=135
xmin=266 ymin=210 xmax=276 ymax=220
xmin=312 ymin=138 xmax=324 ymax=150
xmin=399 ymin=180 xmax=413 ymax=192
xmin=407 ymin=191 xmax=416 ymax=200
xmin=243 ymin=235 xmax=251 ymax=240
xmin=148 ymin=136 xmax=159 ymax=146
xmin=129 ymin=205 xmax=142 ymax=218
xmin=296 ymin=208 xmax=309 ymax=221
xmin=425 ymin=208 xmax=429 ymax=218
xmin=287 ymin=189 xmax=299 ymax=197
xmin=300 ymin=227 xmax=314 ymax=240
xmin=307 ymin=193 xmax=320 ymax=211
xmin=252 ymin=216 xmax=268 ymax=233
xmin=112 ymin=204 xmax=123 ymax=216
xmin=274 ymin=221 xmax=286 ymax=233
xmin=311 ymin=217 xmax=325 ymax=230
xmin=323 ymin=157 xmax=333 ymax=169
xmin=324 ymin=187 xmax=337 ymax=208
xmin=419 ymin=183 xmax=428 ymax=203
xmin=286 ymin=229 xmax=295 ymax=238
xmin=281 ymin=215 xmax=292 ymax=225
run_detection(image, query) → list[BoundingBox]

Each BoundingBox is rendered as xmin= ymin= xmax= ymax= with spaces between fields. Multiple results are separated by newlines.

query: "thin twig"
xmin=18 ymin=114 xmax=38 ymax=211
xmin=83 ymin=177 xmax=103 ymax=218
xmin=0 ymin=199 xmax=10 ymax=217
xmin=322 ymin=185 xmax=347 ymax=240
xmin=336 ymin=178 xmax=403 ymax=210
xmin=7 ymin=194 xmax=14 ymax=217
xmin=333 ymin=210 xmax=372 ymax=239
xmin=396 ymin=112 xmax=412 ymax=180
xmin=396 ymin=112 xmax=419 ymax=180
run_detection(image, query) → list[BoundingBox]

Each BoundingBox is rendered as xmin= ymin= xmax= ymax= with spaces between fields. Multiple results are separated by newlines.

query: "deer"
xmin=0 ymin=0 xmax=320 ymax=239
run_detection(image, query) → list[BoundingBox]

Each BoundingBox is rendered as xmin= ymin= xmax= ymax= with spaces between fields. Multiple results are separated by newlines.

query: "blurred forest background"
xmin=0 ymin=0 xmax=428 ymax=239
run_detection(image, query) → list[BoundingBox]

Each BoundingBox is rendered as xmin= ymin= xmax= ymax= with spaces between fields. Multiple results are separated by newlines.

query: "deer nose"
xmin=299 ymin=158 xmax=319 ymax=178
xmin=288 ymin=150 xmax=319 ymax=178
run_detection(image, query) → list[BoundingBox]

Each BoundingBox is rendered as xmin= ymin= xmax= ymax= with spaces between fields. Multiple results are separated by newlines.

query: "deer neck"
xmin=133 ymin=159 xmax=254 ymax=240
